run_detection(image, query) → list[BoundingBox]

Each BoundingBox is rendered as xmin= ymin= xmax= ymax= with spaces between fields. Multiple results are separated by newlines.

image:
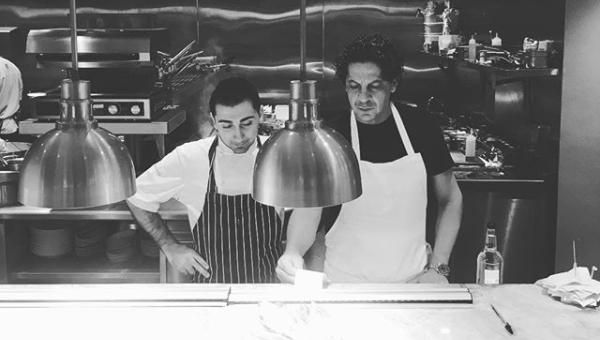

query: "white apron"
xmin=324 ymin=103 xmax=429 ymax=283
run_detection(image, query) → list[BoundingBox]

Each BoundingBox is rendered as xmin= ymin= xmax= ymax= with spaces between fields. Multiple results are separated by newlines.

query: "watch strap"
xmin=429 ymin=263 xmax=450 ymax=276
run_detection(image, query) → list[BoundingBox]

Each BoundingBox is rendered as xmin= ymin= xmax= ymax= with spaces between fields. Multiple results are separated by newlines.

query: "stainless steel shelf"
xmin=18 ymin=108 xmax=186 ymax=135
xmin=8 ymin=251 xmax=159 ymax=284
xmin=0 ymin=199 xmax=187 ymax=221
xmin=421 ymin=52 xmax=561 ymax=78
xmin=17 ymin=109 xmax=186 ymax=168
xmin=0 ymin=199 xmax=187 ymax=284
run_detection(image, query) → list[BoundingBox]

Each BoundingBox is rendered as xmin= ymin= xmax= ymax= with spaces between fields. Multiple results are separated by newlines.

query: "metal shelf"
xmin=8 ymin=251 xmax=159 ymax=284
xmin=17 ymin=108 xmax=186 ymax=168
xmin=421 ymin=52 xmax=561 ymax=78
xmin=0 ymin=199 xmax=187 ymax=221
xmin=18 ymin=108 xmax=186 ymax=135
xmin=0 ymin=199 xmax=187 ymax=283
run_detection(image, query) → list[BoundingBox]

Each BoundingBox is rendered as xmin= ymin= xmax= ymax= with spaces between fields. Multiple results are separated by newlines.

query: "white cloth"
xmin=0 ymin=57 xmax=22 ymax=134
xmin=127 ymin=135 xmax=274 ymax=231
xmin=1 ymin=118 xmax=17 ymax=134
xmin=324 ymin=103 xmax=429 ymax=283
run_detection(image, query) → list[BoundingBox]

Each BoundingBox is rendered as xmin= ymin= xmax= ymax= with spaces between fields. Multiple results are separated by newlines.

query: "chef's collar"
xmin=216 ymin=136 xmax=258 ymax=155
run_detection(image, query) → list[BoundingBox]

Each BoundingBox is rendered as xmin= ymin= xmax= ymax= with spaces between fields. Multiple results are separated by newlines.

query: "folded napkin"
xmin=535 ymin=267 xmax=600 ymax=308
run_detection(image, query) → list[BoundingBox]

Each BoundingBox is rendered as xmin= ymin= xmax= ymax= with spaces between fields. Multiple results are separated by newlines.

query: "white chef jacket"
xmin=127 ymin=135 xmax=280 ymax=231
xmin=0 ymin=57 xmax=22 ymax=134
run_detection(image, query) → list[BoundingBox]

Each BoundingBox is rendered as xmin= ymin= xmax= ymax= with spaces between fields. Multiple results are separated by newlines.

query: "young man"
xmin=277 ymin=34 xmax=463 ymax=283
xmin=127 ymin=77 xmax=284 ymax=283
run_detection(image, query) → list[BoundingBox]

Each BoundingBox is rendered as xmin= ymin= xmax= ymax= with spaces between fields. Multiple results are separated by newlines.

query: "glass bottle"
xmin=476 ymin=224 xmax=504 ymax=284
xmin=468 ymin=34 xmax=477 ymax=61
xmin=465 ymin=128 xmax=477 ymax=159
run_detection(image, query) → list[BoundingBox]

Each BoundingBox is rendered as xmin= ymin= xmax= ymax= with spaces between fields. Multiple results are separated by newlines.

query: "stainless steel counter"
xmin=445 ymin=173 xmax=555 ymax=284
xmin=0 ymin=169 xmax=555 ymax=285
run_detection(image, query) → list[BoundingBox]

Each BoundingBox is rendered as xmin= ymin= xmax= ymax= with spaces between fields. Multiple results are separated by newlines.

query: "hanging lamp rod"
xmin=300 ymin=0 xmax=306 ymax=82
xmin=69 ymin=0 xmax=79 ymax=81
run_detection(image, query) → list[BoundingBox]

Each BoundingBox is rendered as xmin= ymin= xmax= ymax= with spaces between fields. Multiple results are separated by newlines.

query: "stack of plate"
xmin=74 ymin=223 xmax=107 ymax=258
xmin=106 ymin=229 xmax=137 ymax=263
xmin=30 ymin=226 xmax=74 ymax=258
xmin=140 ymin=231 xmax=160 ymax=258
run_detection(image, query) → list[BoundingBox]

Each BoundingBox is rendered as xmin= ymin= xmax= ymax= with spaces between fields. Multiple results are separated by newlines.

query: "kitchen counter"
xmin=0 ymin=168 xmax=553 ymax=285
xmin=0 ymin=284 xmax=597 ymax=339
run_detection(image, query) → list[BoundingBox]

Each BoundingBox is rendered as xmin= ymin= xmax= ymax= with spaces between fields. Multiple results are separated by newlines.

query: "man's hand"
xmin=162 ymin=243 xmax=210 ymax=278
xmin=407 ymin=268 xmax=449 ymax=284
xmin=126 ymin=202 xmax=210 ymax=278
xmin=276 ymin=252 xmax=305 ymax=283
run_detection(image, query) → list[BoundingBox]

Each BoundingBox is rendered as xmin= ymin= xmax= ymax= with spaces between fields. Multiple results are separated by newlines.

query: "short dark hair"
xmin=334 ymin=33 xmax=404 ymax=85
xmin=209 ymin=77 xmax=261 ymax=116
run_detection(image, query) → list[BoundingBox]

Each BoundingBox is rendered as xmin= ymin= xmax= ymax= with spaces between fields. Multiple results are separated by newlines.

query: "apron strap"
xmin=391 ymin=104 xmax=415 ymax=155
xmin=206 ymin=137 xmax=219 ymax=193
xmin=350 ymin=103 xmax=416 ymax=158
xmin=206 ymin=136 xmax=262 ymax=193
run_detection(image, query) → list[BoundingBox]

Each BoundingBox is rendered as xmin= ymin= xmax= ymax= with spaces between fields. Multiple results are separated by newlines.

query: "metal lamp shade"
xmin=253 ymin=121 xmax=361 ymax=207
xmin=18 ymin=126 xmax=136 ymax=208
xmin=18 ymin=79 xmax=136 ymax=208
xmin=252 ymin=80 xmax=361 ymax=208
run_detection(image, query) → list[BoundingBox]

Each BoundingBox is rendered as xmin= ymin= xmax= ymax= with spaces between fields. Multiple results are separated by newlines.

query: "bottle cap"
xmin=487 ymin=222 xmax=496 ymax=230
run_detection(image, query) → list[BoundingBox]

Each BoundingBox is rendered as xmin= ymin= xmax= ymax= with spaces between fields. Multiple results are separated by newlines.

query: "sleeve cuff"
xmin=126 ymin=195 xmax=160 ymax=213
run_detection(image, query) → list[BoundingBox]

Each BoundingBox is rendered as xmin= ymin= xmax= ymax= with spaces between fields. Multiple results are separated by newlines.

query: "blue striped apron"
xmin=192 ymin=137 xmax=283 ymax=283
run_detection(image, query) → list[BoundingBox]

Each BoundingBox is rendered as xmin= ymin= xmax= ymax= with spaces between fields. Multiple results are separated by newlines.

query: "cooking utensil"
xmin=163 ymin=40 xmax=196 ymax=69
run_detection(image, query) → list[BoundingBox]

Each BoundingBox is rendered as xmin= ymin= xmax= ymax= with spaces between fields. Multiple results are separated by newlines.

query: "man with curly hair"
xmin=277 ymin=33 xmax=462 ymax=284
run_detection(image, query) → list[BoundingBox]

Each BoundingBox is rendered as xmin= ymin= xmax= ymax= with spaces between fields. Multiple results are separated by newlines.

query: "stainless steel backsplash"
xmin=0 ymin=0 xmax=564 ymax=140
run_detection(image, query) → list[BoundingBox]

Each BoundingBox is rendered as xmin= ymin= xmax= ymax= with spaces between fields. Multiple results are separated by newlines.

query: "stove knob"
xmin=108 ymin=104 xmax=120 ymax=115
xmin=130 ymin=105 xmax=141 ymax=115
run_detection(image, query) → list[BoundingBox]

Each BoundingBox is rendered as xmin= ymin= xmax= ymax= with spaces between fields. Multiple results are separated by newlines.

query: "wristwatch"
xmin=429 ymin=263 xmax=451 ymax=276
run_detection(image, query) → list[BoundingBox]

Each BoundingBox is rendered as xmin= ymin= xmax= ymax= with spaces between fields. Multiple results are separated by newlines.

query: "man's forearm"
xmin=432 ymin=178 xmax=463 ymax=264
xmin=285 ymin=208 xmax=322 ymax=256
xmin=126 ymin=201 xmax=179 ymax=248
